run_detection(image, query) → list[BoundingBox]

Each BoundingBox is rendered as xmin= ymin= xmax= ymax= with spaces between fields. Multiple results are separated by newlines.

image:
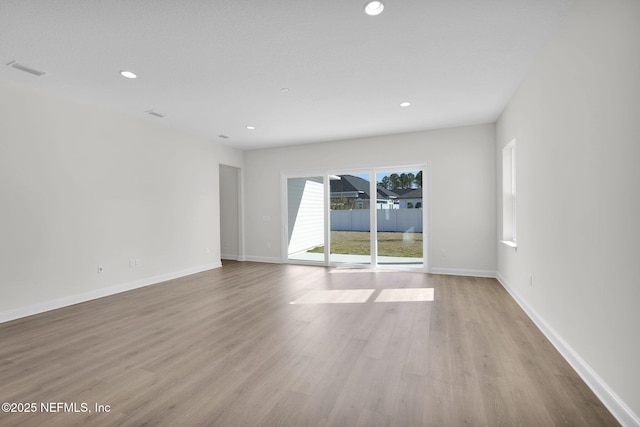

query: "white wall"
xmin=243 ymin=124 xmax=497 ymax=275
xmin=496 ymin=0 xmax=640 ymax=423
xmin=0 ymin=77 xmax=242 ymax=320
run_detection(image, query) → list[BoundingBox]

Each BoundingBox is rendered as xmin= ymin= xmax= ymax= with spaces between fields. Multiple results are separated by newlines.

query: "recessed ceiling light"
xmin=120 ymin=70 xmax=137 ymax=79
xmin=246 ymin=125 xmax=256 ymax=130
xmin=400 ymin=101 xmax=411 ymax=107
xmin=364 ymin=1 xmax=384 ymax=16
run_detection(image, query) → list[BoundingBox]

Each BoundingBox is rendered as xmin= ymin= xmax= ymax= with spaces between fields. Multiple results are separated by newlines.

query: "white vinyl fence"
xmin=331 ymin=209 xmax=422 ymax=232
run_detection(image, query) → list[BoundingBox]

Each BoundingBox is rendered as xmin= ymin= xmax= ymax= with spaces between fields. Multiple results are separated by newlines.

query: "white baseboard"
xmin=242 ymin=256 xmax=283 ymax=264
xmin=0 ymin=262 xmax=222 ymax=324
xmin=496 ymin=273 xmax=639 ymax=427
xmin=221 ymin=253 xmax=239 ymax=260
xmin=430 ymin=267 xmax=498 ymax=278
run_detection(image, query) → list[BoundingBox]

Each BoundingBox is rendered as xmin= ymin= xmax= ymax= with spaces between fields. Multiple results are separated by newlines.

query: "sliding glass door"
xmin=376 ymin=170 xmax=423 ymax=269
xmin=284 ymin=165 xmax=427 ymax=270
xmin=329 ymin=173 xmax=372 ymax=266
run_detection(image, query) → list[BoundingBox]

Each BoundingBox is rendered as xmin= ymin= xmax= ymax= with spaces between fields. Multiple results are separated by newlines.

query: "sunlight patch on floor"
xmin=374 ymin=288 xmax=434 ymax=302
xmin=290 ymin=288 xmax=435 ymax=304
xmin=289 ymin=289 xmax=375 ymax=304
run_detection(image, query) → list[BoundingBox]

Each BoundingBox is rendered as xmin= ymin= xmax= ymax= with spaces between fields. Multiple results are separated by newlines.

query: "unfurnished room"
xmin=0 ymin=1 xmax=638 ymax=426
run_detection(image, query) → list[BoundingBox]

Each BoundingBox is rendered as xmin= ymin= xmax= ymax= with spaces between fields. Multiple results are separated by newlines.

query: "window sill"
xmin=500 ymin=240 xmax=518 ymax=249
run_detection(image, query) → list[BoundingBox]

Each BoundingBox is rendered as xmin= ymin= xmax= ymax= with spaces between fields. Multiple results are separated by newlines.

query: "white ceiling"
xmin=0 ymin=0 xmax=573 ymax=150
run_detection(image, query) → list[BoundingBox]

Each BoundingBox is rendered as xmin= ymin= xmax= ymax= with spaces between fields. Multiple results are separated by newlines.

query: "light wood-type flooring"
xmin=0 ymin=261 xmax=619 ymax=426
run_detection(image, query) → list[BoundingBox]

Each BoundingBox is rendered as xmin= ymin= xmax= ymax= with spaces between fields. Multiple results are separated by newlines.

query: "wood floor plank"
xmin=0 ymin=261 xmax=620 ymax=426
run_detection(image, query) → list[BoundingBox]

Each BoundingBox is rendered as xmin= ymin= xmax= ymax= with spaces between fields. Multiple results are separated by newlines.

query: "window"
xmin=502 ymin=140 xmax=517 ymax=247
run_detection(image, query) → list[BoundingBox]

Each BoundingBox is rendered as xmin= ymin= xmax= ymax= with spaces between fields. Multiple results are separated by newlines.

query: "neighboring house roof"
xmin=377 ymin=187 xmax=399 ymax=199
xmin=339 ymin=175 xmax=370 ymax=194
xmin=330 ymin=175 xmax=397 ymax=200
xmin=330 ymin=175 xmax=423 ymax=200
xmin=395 ymin=188 xmax=423 ymax=199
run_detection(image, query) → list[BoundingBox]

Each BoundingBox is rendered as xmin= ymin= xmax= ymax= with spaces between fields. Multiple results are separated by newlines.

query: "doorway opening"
xmin=220 ymin=164 xmax=241 ymax=260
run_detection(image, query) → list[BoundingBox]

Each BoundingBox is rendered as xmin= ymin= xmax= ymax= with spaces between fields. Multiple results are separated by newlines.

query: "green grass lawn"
xmin=308 ymin=231 xmax=423 ymax=257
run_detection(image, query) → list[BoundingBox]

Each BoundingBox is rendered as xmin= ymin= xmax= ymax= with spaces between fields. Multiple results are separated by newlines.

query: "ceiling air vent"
xmin=146 ymin=110 xmax=165 ymax=118
xmin=6 ymin=61 xmax=46 ymax=77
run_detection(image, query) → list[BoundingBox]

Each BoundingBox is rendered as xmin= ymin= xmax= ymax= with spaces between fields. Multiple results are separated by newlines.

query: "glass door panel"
xmin=287 ymin=176 xmax=325 ymax=263
xmin=329 ymin=173 xmax=371 ymax=265
xmin=375 ymin=170 xmax=423 ymax=268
